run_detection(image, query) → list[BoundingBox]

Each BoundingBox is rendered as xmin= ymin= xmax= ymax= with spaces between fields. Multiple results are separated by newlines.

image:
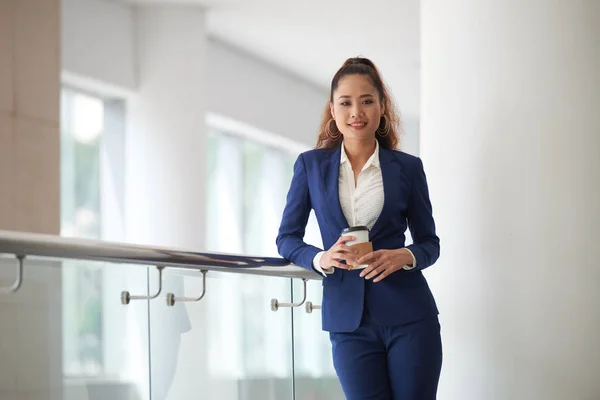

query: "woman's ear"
xmin=329 ymin=103 xmax=335 ymax=120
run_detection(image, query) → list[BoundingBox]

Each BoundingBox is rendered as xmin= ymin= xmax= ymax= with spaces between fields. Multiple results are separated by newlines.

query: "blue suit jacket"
xmin=276 ymin=143 xmax=440 ymax=332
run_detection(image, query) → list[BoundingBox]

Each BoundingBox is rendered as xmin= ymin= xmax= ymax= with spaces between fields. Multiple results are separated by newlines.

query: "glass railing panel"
xmin=0 ymin=256 xmax=64 ymax=400
xmin=0 ymin=255 xmax=151 ymax=400
xmin=291 ymin=279 xmax=345 ymax=400
xmin=63 ymin=260 xmax=151 ymax=400
xmin=148 ymin=269 xmax=294 ymax=400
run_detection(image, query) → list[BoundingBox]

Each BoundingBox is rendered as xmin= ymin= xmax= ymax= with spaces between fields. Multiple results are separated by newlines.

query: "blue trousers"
xmin=329 ymin=309 xmax=442 ymax=400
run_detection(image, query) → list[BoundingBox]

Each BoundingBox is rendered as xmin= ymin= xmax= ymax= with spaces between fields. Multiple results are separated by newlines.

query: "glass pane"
xmin=57 ymin=87 xmax=147 ymax=399
xmin=63 ymin=261 xmax=151 ymax=400
xmin=148 ymin=269 xmax=294 ymax=400
xmin=282 ymin=148 xmax=342 ymax=399
xmin=205 ymin=127 xmax=332 ymax=400
xmin=0 ymin=257 xmax=150 ymax=400
xmin=61 ymin=90 xmax=102 ymax=240
xmin=0 ymin=257 xmax=64 ymax=400
xmin=292 ymin=279 xmax=345 ymax=400
xmin=205 ymin=133 xmax=244 ymax=254
xmin=61 ymin=89 xmax=104 ymax=377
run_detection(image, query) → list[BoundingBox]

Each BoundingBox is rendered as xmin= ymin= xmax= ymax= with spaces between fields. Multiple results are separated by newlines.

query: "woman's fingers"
xmin=337 ymin=235 xmax=355 ymax=244
xmin=357 ymin=250 xmax=382 ymax=265
xmin=332 ymin=252 xmax=357 ymax=264
xmin=331 ymin=260 xmax=351 ymax=269
xmin=334 ymin=247 xmax=358 ymax=261
xmin=360 ymin=259 xmax=385 ymax=279
xmin=373 ymin=266 xmax=397 ymax=282
xmin=325 ymin=236 xmax=357 ymax=270
xmin=336 ymin=244 xmax=356 ymax=255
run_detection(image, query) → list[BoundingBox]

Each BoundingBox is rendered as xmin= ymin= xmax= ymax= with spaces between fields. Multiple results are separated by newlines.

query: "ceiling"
xmin=118 ymin=0 xmax=421 ymax=118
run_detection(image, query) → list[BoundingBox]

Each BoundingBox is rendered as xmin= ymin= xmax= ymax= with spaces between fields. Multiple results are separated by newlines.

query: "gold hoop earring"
xmin=326 ymin=118 xmax=341 ymax=140
xmin=377 ymin=114 xmax=390 ymax=137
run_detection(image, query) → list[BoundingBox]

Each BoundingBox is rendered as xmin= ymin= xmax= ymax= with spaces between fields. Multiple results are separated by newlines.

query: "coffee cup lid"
xmin=341 ymin=226 xmax=369 ymax=235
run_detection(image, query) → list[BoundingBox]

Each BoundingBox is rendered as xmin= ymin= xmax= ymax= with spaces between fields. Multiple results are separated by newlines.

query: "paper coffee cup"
xmin=341 ymin=226 xmax=372 ymax=269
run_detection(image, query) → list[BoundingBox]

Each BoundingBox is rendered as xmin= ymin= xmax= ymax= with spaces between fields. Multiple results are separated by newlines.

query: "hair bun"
xmin=344 ymin=57 xmax=376 ymax=69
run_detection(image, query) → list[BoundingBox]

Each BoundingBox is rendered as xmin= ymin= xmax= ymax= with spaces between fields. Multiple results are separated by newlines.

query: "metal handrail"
xmin=0 ymin=230 xmax=320 ymax=280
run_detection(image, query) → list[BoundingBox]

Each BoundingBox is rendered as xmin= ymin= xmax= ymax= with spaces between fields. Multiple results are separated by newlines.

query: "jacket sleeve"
xmin=405 ymin=157 xmax=440 ymax=271
xmin=276 ymin=153 xmax=322 ymax=272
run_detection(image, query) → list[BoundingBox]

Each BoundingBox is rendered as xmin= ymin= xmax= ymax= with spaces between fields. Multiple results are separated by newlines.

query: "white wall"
xmin=400 ymin=117 xmax=419 ymax=156
xmin=421 ymin=1 xmax=600 ymax=399
xmin=206 ymin=39 xmax=327 ymax=147
xmin=61 ymin=0 xmax=136 ymax=92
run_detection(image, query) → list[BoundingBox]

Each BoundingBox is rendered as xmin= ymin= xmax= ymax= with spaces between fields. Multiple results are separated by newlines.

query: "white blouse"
xmin=338 ymin=139 xmax=385 ymax=230
xmin=313 ymin=140 xmax=416 ymax=275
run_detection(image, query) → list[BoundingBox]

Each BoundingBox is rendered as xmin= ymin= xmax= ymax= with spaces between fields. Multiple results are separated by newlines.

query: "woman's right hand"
xmin=320 ymin=235 xmax=358 ymax=270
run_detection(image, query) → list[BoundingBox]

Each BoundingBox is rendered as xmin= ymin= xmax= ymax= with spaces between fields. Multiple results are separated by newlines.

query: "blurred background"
xmin=1 ymin=0 xmax=599 ymax=399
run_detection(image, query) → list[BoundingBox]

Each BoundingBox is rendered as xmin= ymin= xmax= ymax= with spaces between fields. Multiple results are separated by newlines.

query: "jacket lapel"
xmin=369 ymin=146 xmax=402 ymax=240
xmin=321 ymin=146 xmax=349 ymax=232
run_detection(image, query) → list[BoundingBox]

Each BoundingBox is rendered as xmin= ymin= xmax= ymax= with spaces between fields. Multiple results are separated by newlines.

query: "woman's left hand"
xmin=357 ymin=249 xmax=414 ymax=282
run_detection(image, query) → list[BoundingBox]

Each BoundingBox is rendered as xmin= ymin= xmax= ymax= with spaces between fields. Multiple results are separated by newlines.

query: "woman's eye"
xmin=341 ymin=102 xmax=350 ymax=106
xmin=363 ymin=100 xmax=374 ymax=105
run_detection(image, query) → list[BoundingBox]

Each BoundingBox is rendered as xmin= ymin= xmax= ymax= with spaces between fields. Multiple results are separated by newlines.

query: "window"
xmin=60 ymin=88 xmax=105 ymax=375
xmin=60 ymin=88 xmax=130 ymax=378
xmin=204 ymin=123 xmax=323 ymax=379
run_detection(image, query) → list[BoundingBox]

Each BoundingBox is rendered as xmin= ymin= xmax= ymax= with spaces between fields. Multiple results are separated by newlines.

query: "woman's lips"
xmin=348 ymin=121 xmax=367 ymax=130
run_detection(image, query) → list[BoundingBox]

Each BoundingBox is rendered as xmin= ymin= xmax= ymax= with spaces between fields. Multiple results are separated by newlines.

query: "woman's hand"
xmin=320 ymin=235 xmax=358 ymax=270
xmin=357 ymin=249 xmax=414 ymax=282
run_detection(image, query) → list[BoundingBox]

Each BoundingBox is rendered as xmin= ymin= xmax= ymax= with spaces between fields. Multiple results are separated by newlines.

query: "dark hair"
xmin=316 ymin=57 xmax=401 ymax=150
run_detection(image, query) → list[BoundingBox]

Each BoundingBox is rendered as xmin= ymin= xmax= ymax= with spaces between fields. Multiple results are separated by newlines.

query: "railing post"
xmin=0 ymin=254 xmax=25 ymax=295
xmin=166 ymin=269 xmax=208 ymax=306
xmin=271 ymin=278 xmax=308 ymax=311
xmin=121 ymin=266 xmax=165 ymax=305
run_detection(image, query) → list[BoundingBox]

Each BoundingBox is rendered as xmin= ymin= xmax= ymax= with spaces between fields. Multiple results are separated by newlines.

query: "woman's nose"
xmin=351 ymin=105 xmax=363 ymax=118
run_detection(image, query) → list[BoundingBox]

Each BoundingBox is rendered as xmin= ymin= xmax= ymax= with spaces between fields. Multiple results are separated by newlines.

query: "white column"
xmin=421 ymin=1 xmax=600 ymax=399
xmin=126 ymin=5 xmax=208 ymax=400
xmin=126 ymin=5 xmax=207 ymax=249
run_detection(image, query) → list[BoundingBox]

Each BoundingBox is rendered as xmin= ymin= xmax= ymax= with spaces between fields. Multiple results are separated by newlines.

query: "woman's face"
xmin=330 ymin=74 xmax=383 ymax=142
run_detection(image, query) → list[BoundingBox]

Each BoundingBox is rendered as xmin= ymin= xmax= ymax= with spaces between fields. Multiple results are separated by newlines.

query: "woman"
xmin=276 ymin=57 xmax=442 ymax=400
